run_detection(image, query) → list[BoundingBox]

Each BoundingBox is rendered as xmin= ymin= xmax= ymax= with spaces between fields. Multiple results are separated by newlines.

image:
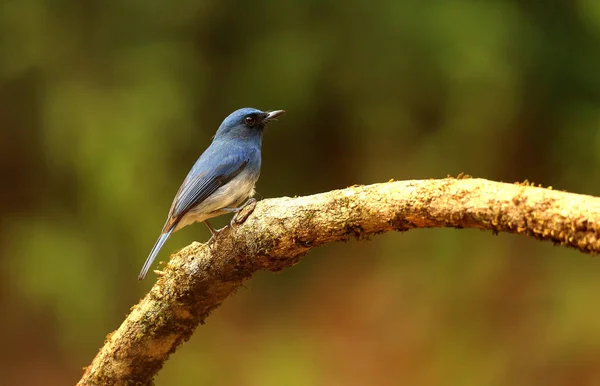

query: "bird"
xmin=138 ymin=107 xmax=285 ymax=280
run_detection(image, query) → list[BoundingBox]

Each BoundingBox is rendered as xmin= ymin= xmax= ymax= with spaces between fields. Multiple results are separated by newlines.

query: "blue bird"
xmin=138 ymin=107 xmax=285 ymax=280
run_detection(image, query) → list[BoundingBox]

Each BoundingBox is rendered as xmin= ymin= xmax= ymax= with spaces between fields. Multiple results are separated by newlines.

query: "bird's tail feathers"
xmin=138 ymin=227 xmax=174 ymax=280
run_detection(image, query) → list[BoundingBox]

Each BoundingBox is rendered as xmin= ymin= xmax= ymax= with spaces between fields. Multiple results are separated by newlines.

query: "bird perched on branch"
xmin=138 ymin=108 xmax=285 ymax=280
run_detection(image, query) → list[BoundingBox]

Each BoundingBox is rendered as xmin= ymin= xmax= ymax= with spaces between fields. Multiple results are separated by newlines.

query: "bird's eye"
xmin=244 ymin=116 xmax=255 ymax=126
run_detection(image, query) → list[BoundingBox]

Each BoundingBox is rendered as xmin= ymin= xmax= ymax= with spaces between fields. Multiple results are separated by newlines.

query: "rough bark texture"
xmin=78 ymin=178 xmax=600 ymax=385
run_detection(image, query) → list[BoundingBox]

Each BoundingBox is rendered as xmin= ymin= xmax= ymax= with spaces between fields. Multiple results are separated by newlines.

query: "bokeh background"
xmin=2 ymin=1 xmax=600 ymax=385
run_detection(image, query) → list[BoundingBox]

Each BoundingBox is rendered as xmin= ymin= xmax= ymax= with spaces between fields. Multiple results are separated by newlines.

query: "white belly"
xmin=174 ymin=171 xmax=258 ymax=231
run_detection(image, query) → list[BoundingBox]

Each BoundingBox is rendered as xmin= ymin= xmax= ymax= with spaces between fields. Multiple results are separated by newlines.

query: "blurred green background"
xmin=2 ymin=0 xmax=600 ymax=385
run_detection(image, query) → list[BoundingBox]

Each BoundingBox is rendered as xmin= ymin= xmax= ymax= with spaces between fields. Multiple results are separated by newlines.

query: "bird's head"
xmin=214 ymin=107 xmax=285 ymax=141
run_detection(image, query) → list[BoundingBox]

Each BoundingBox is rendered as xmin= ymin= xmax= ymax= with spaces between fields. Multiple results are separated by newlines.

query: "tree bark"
xmin=78 ymin=178 xmax=600 ymax=385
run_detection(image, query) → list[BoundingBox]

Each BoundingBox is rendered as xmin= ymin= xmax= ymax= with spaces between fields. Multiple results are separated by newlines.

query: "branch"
xmin=78 ymin=178 xmax=600 ymax=385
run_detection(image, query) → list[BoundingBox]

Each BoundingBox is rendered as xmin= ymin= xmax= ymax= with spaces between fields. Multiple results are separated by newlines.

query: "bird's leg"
xmin=203 ymin=220 xmax=220 ymax=236
xmin=222 ymin=198 xmax=258 ymax=230
xmin=231 ymin=197 xmax=257 ymax=228
xmin=205 ymin=220 xmax=230 ymax=247
xmin=207 ymin=198 xmax=258 ymax=246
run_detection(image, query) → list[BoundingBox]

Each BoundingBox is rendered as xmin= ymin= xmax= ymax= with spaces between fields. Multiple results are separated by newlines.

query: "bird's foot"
xmin=206 ymin=198 xmax=258 ymax=246
xmin=229 ymin=198 xmax=257 ymax=230
xmin=203 ymin=220 xmax=218 ymax=235
xmin=205 ymin=221 xmax=228 ymax=246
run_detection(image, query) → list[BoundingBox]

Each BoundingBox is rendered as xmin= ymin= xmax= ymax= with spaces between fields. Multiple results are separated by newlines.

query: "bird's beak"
xmin=264 ymin=110 xmax=285 ymax=121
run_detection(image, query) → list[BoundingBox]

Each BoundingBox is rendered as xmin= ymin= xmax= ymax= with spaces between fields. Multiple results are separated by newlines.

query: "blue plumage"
xmin=138 ymin=107 xmax=285 ymax=280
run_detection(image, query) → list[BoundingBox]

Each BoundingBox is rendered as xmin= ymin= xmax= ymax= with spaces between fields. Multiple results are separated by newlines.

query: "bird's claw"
xmin=231 ymin=198 xmax=257 ymax=229
xmin=214 ymin=225 xmax=229 ymax=233
xmin=206 ymin=198 xmax=257 ymax=246
xmin=205 ymin=220 xmax=225 ymax=246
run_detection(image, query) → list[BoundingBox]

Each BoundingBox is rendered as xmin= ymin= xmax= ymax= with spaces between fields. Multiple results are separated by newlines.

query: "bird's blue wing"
xmin=164 ymin=146 xmax=253 ymax=230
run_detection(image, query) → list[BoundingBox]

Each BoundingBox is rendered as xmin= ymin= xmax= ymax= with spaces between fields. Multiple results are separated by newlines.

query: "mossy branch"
xmin=78 ymin=177 xmax=600 ymax=385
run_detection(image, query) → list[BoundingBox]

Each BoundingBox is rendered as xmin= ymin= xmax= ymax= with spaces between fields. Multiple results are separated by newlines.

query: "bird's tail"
xmin=138 ymin=227 xmax=174 ymax=280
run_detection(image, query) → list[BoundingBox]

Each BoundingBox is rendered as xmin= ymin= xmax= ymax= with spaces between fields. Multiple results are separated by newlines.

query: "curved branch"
xmin=78 ymin=178 xmax=600 ymax=385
